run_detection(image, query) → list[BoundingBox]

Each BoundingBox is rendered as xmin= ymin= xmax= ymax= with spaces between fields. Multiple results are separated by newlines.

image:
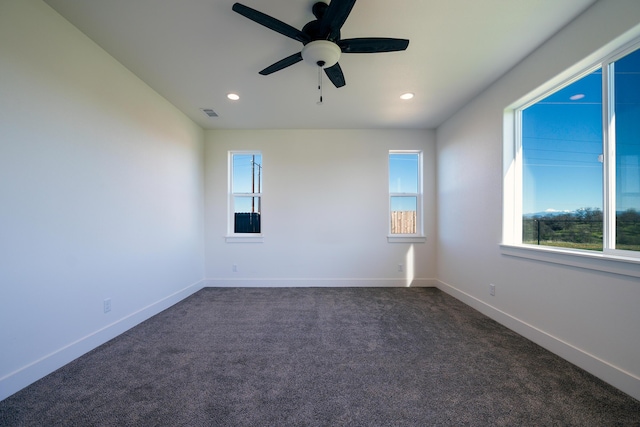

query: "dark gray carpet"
xmin=1 ymin=287 xmax=639 ymax=426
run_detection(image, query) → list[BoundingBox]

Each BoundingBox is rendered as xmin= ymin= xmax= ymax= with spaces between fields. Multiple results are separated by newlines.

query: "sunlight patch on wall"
xmin=405 ymin=244 xmax=415 ymax=287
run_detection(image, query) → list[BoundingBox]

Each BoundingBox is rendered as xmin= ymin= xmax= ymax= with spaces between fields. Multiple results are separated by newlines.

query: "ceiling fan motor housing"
xmin=301 ymin=40 xmax=341 ymax=68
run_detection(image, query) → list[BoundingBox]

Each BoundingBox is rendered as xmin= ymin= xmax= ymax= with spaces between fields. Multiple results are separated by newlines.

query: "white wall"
xmin=204 ymin=129 xmax=436 ymax=287
xmin=436 ymin=0 xmax=640 ymax=400
xmin=0 ymin=0 xmax=205 ymax=400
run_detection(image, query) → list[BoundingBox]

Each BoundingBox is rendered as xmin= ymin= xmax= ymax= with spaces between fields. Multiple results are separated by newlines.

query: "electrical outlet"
xmin=490 ymin=284 xmax=496 ymax=296
xmin=103 ymin=298 xmax=111 ymax=313
xmin=398 ymin=264 xmax=403 ymax=272
xmin=232 ymin=264 xmax=238 ymax=272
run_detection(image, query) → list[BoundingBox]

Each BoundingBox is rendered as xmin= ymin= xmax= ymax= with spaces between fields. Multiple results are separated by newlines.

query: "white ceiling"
xmin=43 ymin=0 xmax=597 ymax=130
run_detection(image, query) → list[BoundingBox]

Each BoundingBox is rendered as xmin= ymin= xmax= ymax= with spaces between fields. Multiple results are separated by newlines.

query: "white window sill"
xmin=500 ymin=244 xmax=640 ymax=279
xmin=225 ymin=235 xmax=264 ymax=243
xmin=387 ymin=235 xmax=427 ymax=243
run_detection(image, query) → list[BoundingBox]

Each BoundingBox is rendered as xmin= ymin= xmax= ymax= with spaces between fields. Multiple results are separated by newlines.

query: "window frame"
xmin=514 ymin=64 xmax=604 ymax=250
xmin=602 ymin=43 xmax=640 ymax=258
xmin=226 ymin=150 xmax=264 ymax=243
xmin=502 ymin=35 xmax=640 ymax=276
xmin=388 ymin=150 xmax=426 ymax=243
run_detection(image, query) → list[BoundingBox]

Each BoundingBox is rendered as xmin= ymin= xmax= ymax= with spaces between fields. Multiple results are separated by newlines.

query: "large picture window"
xmin=510 ymin=41 xmax=640 ymax=256
xmin=229 ymin=152 xmax=262 ymax=236
xmin=389 ymin=151 xmax=422 ymax=237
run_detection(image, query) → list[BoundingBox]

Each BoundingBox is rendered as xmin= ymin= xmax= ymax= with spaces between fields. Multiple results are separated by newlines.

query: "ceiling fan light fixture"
xmin=302 ymin=40 xmax=341 ymax=68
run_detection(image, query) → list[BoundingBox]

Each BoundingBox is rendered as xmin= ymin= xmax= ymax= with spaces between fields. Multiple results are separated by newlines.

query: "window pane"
xmin=390 ymin=196 xmax=416 ymax=234
xmin=614 ymin=47 xmax=640 ymax=251
xmin=233 ymin=154 xmax=262 ymax=194
xmin=234 ymin=196 xmax=261 ymax=233
xmin=389 ymin=153 xmax=418 ymax=193
xmin=521 ymin=69 xmax=603 ymax=250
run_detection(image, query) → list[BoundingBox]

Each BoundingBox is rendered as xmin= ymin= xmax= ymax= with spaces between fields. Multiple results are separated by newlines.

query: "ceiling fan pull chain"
xmin=317 ymin=65 xmax=323 ymax=105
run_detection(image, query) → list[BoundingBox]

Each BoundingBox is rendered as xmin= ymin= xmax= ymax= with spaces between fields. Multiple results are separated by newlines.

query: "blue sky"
xmin=389 ymin=153 xmax=418 ymax=211
xmin=522 ymin=48 xmax=640 ymax=215
xmin=614 ymin=49 xmax=640 ymax=212
xmin=233 ymin=154 xmax=262 ymax=213
xmin=522 ymin=69 xmax=603 ymax=214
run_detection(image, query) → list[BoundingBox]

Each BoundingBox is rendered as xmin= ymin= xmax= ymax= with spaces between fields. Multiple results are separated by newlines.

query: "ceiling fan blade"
xmin=324 ymin=62 xmax=346 ymax=88
xmin=232 ymin=3 xmax=310 ymax=44
xmin=338 ymin=38 xmax=409 ymax=53
xmin=259 ymin=52 xmax=303 ymax=75
xmin=318 ymin=0 xmax=357 ymax=40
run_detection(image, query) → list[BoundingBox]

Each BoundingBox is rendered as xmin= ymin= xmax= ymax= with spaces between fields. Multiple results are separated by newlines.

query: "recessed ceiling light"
xmin=400 ymin=92 xmax=414 ymax=100
xmin=227 ymin=93 xmax=240 ymax=101
xmin=570 ymin=94 xmax=585 ymax=101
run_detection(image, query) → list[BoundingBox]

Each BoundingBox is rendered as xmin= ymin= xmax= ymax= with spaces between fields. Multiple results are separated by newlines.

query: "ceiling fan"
xmin=232 ymin=0 xmax=410 ymax=88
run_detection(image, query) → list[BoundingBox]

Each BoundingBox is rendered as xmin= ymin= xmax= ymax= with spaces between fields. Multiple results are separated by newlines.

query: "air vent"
xmin=200 ymin=108 xmax=218 ymax=118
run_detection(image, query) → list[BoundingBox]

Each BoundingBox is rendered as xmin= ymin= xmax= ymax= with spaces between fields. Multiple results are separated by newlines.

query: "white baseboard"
xmin=436 ymin=279 xmax=640 ymax=401
xmin=0 ymin=280 xmax=205 ymax=402
xmin=204 ymin=277 xmax=437 ymax=288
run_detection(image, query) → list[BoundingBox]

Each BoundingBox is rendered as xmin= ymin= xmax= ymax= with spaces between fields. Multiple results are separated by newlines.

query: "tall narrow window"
xmin=611 ymin=48 xmax=640 ymax=252
xmin=230 ymin=152 xmax=262 ymax=235
xmin=389 ymin=151 xmax=422 ymax=236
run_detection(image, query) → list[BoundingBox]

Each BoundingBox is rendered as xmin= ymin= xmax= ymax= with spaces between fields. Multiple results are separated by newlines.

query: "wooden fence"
xmin=391 ymin=211 xmax=416 ymax=234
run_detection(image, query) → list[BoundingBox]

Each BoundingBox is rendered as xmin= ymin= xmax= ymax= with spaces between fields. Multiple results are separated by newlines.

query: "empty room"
xmin=1 ymin=0 xmax=639 ymax=424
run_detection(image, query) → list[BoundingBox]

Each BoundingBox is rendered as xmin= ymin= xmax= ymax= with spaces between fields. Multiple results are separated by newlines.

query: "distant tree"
xmin=616 ymin=209 xmax=640 ymax=246
xmin=617 ymin=208 xmax=639 ymax=221
xmin=523 ymin=207 xmax=604 ymax=247
xmin=575 ymin=207 xmax=602 ymax=222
